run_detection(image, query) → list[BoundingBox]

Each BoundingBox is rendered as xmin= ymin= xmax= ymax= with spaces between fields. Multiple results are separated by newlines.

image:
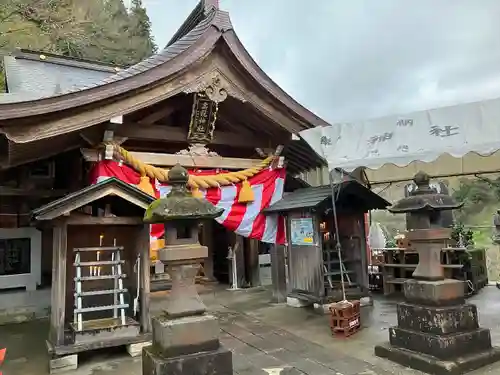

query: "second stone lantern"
xmin=375 ymin=171 xmax=500 ymax=375
xmin=142 ymin=164 xmax=233 ymax=375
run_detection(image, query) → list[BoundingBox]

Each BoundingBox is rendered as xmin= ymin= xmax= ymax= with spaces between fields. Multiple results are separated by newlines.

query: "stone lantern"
xmin=375 ymin=171 xmax=500 ymax=375
xmin=389 ymin=171 xmax=463 ymax=281
xmin=142 ymin=164 xmax=233 ymax=375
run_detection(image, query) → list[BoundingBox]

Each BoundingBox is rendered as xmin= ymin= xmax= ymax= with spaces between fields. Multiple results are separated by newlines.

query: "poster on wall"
xmin=290 ymin=218 xmax=315 ymax=246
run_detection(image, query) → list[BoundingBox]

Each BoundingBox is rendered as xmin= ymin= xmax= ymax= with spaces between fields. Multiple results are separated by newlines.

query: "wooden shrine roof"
xmin=32 ymin=177 xmax=154 ymax=221
xmin=265 ymin=182 xmax=391 ymax=214
xmin=0 ymin=2 xmax=329 ymax=129
xmin=0 ymin=0 xmax=329 ymax=175
xmin=1 ymin=49 xmax=119 ymax=104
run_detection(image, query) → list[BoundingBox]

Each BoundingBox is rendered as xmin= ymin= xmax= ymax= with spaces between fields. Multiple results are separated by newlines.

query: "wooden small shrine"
xmin=265 ymin=181 xmax=390 ymax=304
xmin=31 ymin=178 xmax=153 ymax=369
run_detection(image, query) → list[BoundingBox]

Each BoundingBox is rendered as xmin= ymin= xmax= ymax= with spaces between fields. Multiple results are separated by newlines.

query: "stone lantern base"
xmin=142 ymin=314 xmax=232 ymax=375
xmin=375 ymin=279 xmax=500 ymax=374
xmin=142 ymin=264 xmax=233 ymax=375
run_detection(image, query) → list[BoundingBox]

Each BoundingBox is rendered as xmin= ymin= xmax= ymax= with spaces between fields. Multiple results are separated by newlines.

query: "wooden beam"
xmin=0 ymin=186 xmax=68 ymax=197
xmin=65 ymin=216 xmax=144 ymax=226
xmin=80 ymin=126 xmax=105 ymax=146
xmin=81 ymin=148 xmax=264 ymax=169
xmin=115 ymin=123 xmax=264 ymax=148
xmin=138 ymin=106 xmax=176 ymax=125
xmin=80 ymin=125 xmax=127 ymax=146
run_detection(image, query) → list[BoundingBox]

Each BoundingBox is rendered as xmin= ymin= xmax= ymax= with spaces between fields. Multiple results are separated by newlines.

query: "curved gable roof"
xmin=0 ymin=2 xmax=329 ymax=130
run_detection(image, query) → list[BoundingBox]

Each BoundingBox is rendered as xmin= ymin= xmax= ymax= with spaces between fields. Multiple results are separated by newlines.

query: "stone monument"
xmin=142 ymin=164 xmax=233 ymax=375
xmin=375 ymin=171 xmax=500 ymax=375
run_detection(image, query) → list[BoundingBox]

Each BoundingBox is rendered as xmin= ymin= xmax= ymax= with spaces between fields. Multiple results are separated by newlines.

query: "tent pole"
xmin=329 ymin=170 xmax=347 ymax=302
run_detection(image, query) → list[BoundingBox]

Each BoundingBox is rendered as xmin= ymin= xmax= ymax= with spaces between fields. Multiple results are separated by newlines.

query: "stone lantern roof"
xmin=389 ymin=171 xmax=463 ymax=214
xmin=143 ymin=164 xmax=223 ymax=223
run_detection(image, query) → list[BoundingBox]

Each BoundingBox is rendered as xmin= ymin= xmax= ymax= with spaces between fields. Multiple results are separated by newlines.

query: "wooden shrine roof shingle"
xmin=8 ymin=48 xmax=122 ymax=73
xmin=265 ymin=181 xmax=390 ymax=213
xmin=32 ymin=177 xmax=155 ymax=221
xmin=1 ymin=50 xmax=115 ymax=103
xmin=166 ymin=2 xmax=205 ymax=47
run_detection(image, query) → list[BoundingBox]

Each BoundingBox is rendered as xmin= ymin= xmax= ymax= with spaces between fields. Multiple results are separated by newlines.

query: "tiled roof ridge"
xmin=5 ymin=48 xmax=122 ymax=73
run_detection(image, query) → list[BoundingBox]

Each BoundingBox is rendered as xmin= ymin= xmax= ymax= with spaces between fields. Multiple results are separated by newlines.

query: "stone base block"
xmin=153 ymin=314 xmax=220 ymax=357
xmin=404 ymin=279 xmax=465 ymax=306
xmin=360 ymin=296 xmax=373 ymax=306
xmin=389 ymin=327 xmax=492 ymax=360
xmin=286 ymin=297 xmax=311 ymax=308
xmin=313 ymin=303 xmax=332 ymax=314
xmin=143 ymin=344 xmax=233 ymax=375
xmin=397 ymin=303 xmax=479 ymax=335
xmin=159 ymin=244 xmax=207 ymax=262
xmin=127 ymin=341 xmax=152 ymax=357
xmin=375 ymin=342 xmax=500 ymax=375
xmin=49 ymin=354 xmax=78 ymax=374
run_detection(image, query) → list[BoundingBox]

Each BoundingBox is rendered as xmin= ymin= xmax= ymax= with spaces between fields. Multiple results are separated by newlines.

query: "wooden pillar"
xmin=138 ymin=225 xmax=152 ymax=333
xmin=49 ymin=223 xmax=68 ymax=346
xmin=246 ymin=238 xmax=260 ymax=287
xmin=270 ymin=244 xmax=287 ymax=303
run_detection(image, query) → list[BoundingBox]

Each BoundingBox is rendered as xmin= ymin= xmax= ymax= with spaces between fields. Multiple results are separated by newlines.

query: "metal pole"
xmin=329 ymin=170 xmax=347 ymax=302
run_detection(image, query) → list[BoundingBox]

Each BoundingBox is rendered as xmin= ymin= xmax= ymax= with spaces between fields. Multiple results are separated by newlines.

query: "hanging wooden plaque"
xmin=187 ymin=93 xmax=218 ymax=144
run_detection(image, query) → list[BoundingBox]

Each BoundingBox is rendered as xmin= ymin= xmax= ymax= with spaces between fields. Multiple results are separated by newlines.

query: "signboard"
xmin=299 ymin=97 xmax=500 ymax=172
xmin=187 ymin=93 xmax=218 ymax=144
xmin=290 ymin=218 xmax=315 ymax=246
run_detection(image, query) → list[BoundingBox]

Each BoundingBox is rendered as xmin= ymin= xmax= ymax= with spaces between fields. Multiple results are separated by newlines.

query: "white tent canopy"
xmin=299 ymin=97 xmax=500 ymax=173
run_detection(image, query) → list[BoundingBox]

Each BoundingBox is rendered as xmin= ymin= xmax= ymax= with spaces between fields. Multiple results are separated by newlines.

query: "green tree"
xmin=0 ymin=0 xmax=157 ymax=92
xmin=452 ymin=178 xmax=495 ymax=222
xmin=128 ymin=0 xmax=158 ymax=57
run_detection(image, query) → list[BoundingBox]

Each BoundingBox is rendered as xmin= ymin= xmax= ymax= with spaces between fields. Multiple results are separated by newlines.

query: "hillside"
xmin=0 ymin=0 xmax=157 ymax=91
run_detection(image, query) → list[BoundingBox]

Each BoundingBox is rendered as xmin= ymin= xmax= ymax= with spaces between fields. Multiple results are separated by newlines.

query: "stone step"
xmin=397 ymin=302 xmax=479 ymax=334
xmin=389 ymin=326 xmax=492 ymax=360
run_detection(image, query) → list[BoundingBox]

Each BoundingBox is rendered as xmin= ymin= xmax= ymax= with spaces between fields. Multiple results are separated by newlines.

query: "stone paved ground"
xmin=2 ymin=285 xmax=500 ymax=374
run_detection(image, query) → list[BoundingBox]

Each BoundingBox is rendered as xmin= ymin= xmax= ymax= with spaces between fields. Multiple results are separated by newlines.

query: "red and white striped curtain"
xmin=90 ymin=160 xmax=286 ymax=245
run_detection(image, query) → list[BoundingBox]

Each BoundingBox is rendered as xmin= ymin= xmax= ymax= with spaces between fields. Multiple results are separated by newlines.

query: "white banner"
xmin=299 ymin=97 xmax=500 ymax=172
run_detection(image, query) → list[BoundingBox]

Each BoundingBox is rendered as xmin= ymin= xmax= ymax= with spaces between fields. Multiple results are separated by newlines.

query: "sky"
xmin=143 ymin=0 xmax=500 ymax=123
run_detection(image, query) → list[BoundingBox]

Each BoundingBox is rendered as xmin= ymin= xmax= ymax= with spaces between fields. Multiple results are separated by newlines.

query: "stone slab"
xmin=286 ymin=297 xmax=311 ymax=308
xmin=159 ymin=244 xmax=208 ymax=262
xmin=404 ymin=279 xmax=465 ymax=306
xmin=142 ymin=344 xmax=233 ymax=375
xmin=49 ymin=354 xmax=78 ymax=374
xmin=397 ymin=302 xmax=479 ymax=334
xmin=126 ymin=341 xmax=152 ymax=357
xmin=152 ymin=314 xmax=220 ymax=357
xmin=375 ymin=342 xmax=500 ymax=375
xmin=389 ymin=326 xmax=492 ymax=360
xmin=313 ymin=303 xmax=333 ymax=314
